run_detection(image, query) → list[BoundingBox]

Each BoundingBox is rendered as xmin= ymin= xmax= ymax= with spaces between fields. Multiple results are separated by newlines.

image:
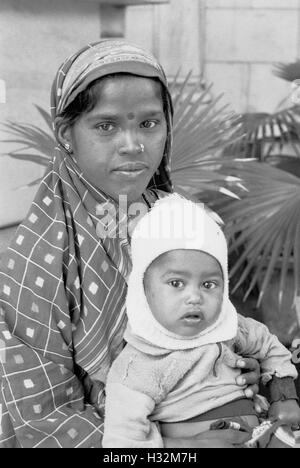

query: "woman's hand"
xmin=235 ymin=357 xmax=260 ymax=399
xmin=164 ymin=429 xmax=250 ymax=448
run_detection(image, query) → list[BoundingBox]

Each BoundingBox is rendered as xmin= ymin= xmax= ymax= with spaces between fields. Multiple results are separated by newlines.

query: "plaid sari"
xmin=0 ymin=41 xmax=173 ymax=448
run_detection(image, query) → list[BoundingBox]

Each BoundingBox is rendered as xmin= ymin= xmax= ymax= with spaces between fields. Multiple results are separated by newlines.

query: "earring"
xmin=64 ymin=143 xmax=72 ymax=153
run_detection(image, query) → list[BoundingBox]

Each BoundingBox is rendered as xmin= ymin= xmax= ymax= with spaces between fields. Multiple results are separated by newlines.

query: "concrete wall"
xmin=204 ymin=0 xmax=300 ymax=113
xmin=127 ymin=0 xmax=300 ymax=113
xmin=126 ymin=0 xmax=203 ymax=77
xmin=0 ymin=0 xmax=101 ymax=227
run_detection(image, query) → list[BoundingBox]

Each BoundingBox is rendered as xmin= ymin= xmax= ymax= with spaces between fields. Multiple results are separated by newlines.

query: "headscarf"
xmin=0 ymin=40 xmax=173 ymax=448
xmin=125 ymin=193 xmax=237 ymax=352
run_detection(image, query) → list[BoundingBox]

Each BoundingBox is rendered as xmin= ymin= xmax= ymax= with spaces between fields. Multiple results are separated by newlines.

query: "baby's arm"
xmin=235 ymin=315 xmax=299 ymax=425
xmin=235 ymin=314 xmax=298 ymax=383
xmin=103 ymin=381 xmax=163 ymax=448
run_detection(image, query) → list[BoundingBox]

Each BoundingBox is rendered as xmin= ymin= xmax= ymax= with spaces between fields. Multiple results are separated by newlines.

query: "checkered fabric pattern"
xmin=0 ymin=40 xmax=173 ymax=447
xmin=0 ymin=150 xmax=167 ymax=447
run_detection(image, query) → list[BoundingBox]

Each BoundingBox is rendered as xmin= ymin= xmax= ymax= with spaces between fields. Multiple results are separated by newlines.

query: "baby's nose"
xmin=186 ymin=288 xmax=203 ymax=304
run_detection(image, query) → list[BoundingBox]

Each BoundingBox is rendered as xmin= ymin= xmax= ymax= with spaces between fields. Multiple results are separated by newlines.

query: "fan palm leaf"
xmin=273 ymin=61 xmax=300 ymax=83
xmin=170 ymin=75 xmax=242 ymax=197
xmin=1 ymin=105 xmax=55 ymax=187
xmin=226 ymin=108 xmax=300 ymax=160
xmin=213 ymin=160 xmax=300 ymax=307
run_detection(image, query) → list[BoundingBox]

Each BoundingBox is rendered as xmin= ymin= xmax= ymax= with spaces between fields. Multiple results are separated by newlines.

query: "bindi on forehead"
xmin=127 ymin=113 xmax=135 ymax=120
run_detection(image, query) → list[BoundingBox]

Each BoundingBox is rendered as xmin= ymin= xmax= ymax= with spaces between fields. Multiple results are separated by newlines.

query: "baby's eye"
xmin=169 ymin=280 xmax=184 ymax=288
xmin=97 ymin=123 xmax=115 ymax=133
xmin=203 ymin=281 xmax=217 ymax=290
xmin=141 ymin=120 xmax=157 ymax=129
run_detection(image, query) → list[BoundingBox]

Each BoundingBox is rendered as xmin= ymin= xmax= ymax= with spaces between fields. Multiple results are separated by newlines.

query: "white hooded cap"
xmin=125 ymin=194 xmax=237 ymax=351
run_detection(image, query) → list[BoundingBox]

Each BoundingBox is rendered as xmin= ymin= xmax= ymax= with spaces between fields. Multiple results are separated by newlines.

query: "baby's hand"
xmin=268 ymin=399 xmax=300 ymax=429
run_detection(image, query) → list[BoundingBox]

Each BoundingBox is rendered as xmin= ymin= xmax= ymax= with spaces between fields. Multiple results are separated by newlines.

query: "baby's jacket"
xmin=103 ymin=314 xmax=297 ymax=448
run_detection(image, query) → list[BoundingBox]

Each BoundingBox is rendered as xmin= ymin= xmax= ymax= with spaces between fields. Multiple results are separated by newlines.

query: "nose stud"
xmin=139 ymin=143 xmax=145 ymax=153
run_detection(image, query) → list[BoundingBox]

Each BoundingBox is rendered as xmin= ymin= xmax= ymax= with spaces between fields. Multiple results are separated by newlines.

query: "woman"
xmin=0 ymin=40 xmax=260 ymax=448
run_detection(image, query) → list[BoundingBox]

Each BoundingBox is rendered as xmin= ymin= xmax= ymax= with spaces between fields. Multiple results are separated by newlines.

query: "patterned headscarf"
xmin=0 ymin=40 xmax=173 ymax=448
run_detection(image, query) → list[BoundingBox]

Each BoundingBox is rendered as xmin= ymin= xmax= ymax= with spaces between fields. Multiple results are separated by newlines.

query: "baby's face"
xmin=144 ymin=250 xmax=224 ymax=337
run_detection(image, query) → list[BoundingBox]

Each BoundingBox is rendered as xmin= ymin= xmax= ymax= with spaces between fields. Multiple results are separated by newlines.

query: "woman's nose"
xmin=118 ymin=131 xmax=142 ymax=156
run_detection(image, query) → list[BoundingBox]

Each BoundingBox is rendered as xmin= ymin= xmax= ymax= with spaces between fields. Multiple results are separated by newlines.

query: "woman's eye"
xmin=169 ymin=280 xmax=184 ymax=289
xmin=203 ymin=281 xmax=217 ymax=290
xmin=141 ymin=120 xmax=157 ymax=129
xmin=97 ymin=123 xmax=115 ymax=132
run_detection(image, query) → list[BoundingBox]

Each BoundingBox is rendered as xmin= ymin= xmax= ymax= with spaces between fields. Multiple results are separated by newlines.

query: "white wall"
xmin=127 ymin=0 xmax=300 ymax=112
xmin=204 ymin=0 xmax=300 ymax=113
xmin=0 ymin=0 xmax=101 ymax=227
xmin=126 ymin=0 xmax=203 ymax=78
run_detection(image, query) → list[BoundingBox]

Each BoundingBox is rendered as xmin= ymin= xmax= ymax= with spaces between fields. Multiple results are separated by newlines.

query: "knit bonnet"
xmin=125 ymin=194 xmax=237 ymax=350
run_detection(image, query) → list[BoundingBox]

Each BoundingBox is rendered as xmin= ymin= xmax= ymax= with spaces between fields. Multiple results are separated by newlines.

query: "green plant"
xmin=225 ymin=108 xmax=300 ymax=160
xmin=1 ymin=105 xmax=54 ymax=186
xmin=224 ymin=60 xmax=300 ymax=162
xmin=209 ymin=61 xmax=300 ymax=334
xmin=273 ymin=60 xmax=300 ymax=84
xmin=170 ymin=73 xmax=242 ymax=198
xmin=211 ymin=160 xmax=300 ymax=309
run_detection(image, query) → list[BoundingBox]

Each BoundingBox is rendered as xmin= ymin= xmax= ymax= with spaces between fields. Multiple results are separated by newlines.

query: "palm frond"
xmin=225 ymin=108 xmax=300 ymax=160
xmin=1 ymin=108 xmax=55 ymax=166
xmin=3 ymin=152 xmax=51 ymax=166
xmin=214 ymin=160 xmax=300 ymax=306
xmin=273 ymin=61 xmax=300 ymax=83
xmin=170 ymin=76 xmax=242 ymax=197
xmin=34 ymin=104 xmax=53 ymax=132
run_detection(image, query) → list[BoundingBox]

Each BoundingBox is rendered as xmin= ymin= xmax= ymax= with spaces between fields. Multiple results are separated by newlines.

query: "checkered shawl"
xmin=0 ymin=41 xmax=172 ymax=448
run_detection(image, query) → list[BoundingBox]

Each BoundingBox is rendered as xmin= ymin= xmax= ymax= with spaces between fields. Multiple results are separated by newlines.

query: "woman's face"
xmin=61 ymin=75 xmax=167 ymax=203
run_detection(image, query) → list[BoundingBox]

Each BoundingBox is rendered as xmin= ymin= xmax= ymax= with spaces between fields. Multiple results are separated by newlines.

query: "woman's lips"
xmin=113 ymin=169 xmax=147 ymax=178
xmin=112 ymin=163 xmax=148 ymax=178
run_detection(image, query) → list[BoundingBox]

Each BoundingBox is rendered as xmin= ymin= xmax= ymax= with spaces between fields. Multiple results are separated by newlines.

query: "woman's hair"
xmin=57 ymin=73 xmax=169 ymax=128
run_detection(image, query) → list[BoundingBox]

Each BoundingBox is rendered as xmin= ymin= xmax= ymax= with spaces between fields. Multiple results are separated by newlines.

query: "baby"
xmin=103 ymin=194 xmax=300 ymax=448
